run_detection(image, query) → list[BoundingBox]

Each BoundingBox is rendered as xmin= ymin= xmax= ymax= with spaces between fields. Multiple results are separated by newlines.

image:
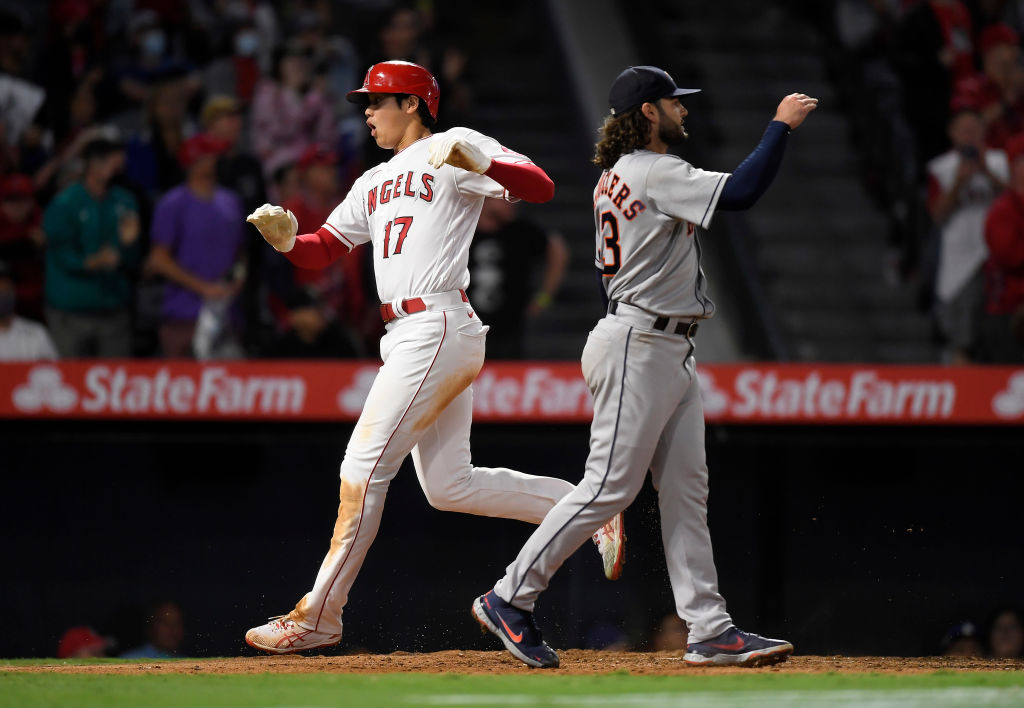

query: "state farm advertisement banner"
xmin=0 ymin=361 xmax=1022 ymax=425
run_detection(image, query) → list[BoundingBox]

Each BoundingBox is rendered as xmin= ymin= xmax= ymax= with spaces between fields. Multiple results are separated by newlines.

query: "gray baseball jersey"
xmin=594 ymin=150 xmax=728 ymax=318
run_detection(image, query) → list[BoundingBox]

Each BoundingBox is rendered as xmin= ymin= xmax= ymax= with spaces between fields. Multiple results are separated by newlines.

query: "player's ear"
xmin=640 ymin=101 xmax=658 ymax=124
xmin=404 ymin=95 xmax=421 ymax=116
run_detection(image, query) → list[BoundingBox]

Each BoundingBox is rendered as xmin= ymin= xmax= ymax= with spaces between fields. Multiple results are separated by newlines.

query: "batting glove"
xmin=246 ymin=203 xmax=298 ymax=252
xmin=428 ymin=136 xmax=491 ymax=174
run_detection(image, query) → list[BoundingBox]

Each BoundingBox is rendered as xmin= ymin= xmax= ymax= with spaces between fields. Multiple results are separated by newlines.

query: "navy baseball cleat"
xmin=472 ymin=590 xmax=559 ymax=668
xmin=684 ymin=627 xmax=794 ymax=667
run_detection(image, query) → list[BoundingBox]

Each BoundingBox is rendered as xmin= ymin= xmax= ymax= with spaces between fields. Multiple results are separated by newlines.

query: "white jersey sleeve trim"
xmin=699 ymin=173 xmax=729 ymax=229
xmin=322 ymin=221 xmax=356 ymax=250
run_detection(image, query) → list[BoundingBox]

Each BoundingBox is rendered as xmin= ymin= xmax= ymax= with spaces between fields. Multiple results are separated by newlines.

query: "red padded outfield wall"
xmin=0 ymin=361 xmax=1022 ymax=424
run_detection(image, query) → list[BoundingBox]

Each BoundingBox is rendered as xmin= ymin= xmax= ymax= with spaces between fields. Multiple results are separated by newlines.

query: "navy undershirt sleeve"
xmin=717 ymin=120 xmax=790 ymax=210
xmin=595 ymin=267 xmax=609 ymax=310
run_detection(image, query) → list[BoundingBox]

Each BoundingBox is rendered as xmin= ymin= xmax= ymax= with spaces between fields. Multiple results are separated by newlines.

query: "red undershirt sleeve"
xmin=484 ymin=160 xmax=555 ymax=203
xmin=280 ymin=227 xmax=350 ymax=269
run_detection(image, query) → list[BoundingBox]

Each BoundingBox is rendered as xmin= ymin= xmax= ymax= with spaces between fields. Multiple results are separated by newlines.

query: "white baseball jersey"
xmin=594 ymin=150 xmax=728 ymax=318
xmin=926 ymin=148 xmax=1009 ymax=303
xmin=322 ymin=127 xmax=532 ymax=303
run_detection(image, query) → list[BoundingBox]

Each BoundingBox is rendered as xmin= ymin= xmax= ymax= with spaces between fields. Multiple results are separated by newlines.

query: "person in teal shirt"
xmin=42 ymin=138 xmax=140 ymax=357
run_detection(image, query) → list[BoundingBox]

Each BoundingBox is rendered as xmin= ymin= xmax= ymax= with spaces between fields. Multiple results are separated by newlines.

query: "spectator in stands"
xmin=42 ymin=138 xmax=139 ymax=358
xmin=0 ymin=260 xmax=58 ymax=361
xmin=203 ymin=95 xmax=266 ymax=214
xmin=0 ymin=174 xmax=45 ymax=321
xmin=202 ymin=20 xmax=263 ymax=107
xmin=287 ymin=5 xmax=362 ymax=117
xmin=250 ymin=40 xmax=336 ymax=182
xmin=120 ymin=601 xmax=185 ymax=659
xmin=0 ymin=7 xmax=45 ymax=169
xmin=56 ymin=625 xmax=112 ymax=659
xmin=987 ymin=608 xmax=1024 ymax=658
xmin=898 ymin=0 xmax=976 ymax=164
xmin=375 ymin=7 xmax=431 ymax=68
xmin=926 ymin=107 xmax=1008 ymax=362
xmin=31 ymin=82 xmax=112 ymax=198
xmin=272 ymin=143 xmax=366 ymax=356
xmin=145 ymin=133 xmax=246 ymax=358
xmin=940 ymin=620 xmax=984 ymax=656
xmin=981 ymin=132 xmax=1024 ymax=361
xmin=112 ymin=9 xmax=199 ymax=114
xmin=952 ymin=23 xmax=1024 ymax=150
xmin=124 ymin=77 xmax=192 ymax=199
xmin=264 ymin=286 xmax=361 ymax=359
xmin=467 ymin=198 xmax=569 ymax=359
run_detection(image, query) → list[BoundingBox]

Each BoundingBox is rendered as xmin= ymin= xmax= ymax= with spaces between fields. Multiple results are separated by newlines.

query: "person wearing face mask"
xmin=42 ymin=138 xmax=140 ymax=358
xmin=116 ymin=9 xmax=200 ymax=112
xmin=0 ymin=260 xmax=58 ymax=361
xmin=203 ymin=22 xmax=263 ymax=107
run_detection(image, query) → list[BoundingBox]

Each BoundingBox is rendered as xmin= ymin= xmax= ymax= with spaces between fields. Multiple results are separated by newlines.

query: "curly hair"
xmin=593 ymin=109 xmax=652 ymax=169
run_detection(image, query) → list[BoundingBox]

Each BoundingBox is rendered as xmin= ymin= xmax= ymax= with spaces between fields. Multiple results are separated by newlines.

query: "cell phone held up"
xmin=958 ymin=145 xmax=980 ymax=163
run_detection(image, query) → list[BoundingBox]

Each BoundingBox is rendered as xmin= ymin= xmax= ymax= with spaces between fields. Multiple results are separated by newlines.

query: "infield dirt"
xmin=5 ymin=653 xmax=1023 ymax=676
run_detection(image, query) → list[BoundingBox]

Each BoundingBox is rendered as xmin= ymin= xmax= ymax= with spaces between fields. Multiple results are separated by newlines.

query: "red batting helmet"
xmin=346 ymin=61 xmax=440 ymax=119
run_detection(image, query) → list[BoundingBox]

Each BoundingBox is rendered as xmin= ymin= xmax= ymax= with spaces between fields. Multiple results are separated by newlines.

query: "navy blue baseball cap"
xmin=608 ymin=66 xmax=700 ymax=116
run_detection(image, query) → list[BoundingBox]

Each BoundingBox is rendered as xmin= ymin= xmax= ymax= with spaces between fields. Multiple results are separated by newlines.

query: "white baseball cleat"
xmin=593 ymin=512 xmax=626 ymax=580
xmin=245 ymin=615 xmax=341 ymax=654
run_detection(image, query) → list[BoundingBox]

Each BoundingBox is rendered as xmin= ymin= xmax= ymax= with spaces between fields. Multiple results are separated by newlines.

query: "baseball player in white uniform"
xmin=243 ymin=61 xmax=624 ymax=654
xmin=472 ymin=66 xmax=817 ymax=668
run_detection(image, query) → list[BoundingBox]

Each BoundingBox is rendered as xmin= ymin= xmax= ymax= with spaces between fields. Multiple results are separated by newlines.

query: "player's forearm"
xmin=717 ymin=121 xmax=790 ymax=211
xmin=280 ymin=227 xmax=349 ymax=269
xmin=484 ymin=161 xmax=555 ymax=203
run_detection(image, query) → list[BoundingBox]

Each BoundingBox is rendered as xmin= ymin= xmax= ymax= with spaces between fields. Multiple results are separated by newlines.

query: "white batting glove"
xmin=246 ymin=203 xmax=298 ymax=252
xmin=427 ymin=136 xmax=491 ymax=174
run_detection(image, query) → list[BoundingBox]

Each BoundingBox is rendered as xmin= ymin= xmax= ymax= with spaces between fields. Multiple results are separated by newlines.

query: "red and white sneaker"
xmin=593 ymin=512 xmax=626 ymax=580
xmin=245 ymin=615 xmax=341 ymax=654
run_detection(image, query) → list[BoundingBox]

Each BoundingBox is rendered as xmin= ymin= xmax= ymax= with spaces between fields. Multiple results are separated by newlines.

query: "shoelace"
xmin=267 ymin=615 xmax=296 ymax=630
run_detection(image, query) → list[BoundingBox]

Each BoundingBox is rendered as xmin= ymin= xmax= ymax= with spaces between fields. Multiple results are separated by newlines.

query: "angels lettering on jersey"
xmin=320 ymin=127 xmax=532 ymax=304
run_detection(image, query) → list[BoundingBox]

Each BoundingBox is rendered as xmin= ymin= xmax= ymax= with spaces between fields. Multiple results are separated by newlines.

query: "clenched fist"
xmin=428 ymin=136 xmax=490 ymax=174
xmin=246 ymin=203 xmax=298 ymax=252
xmin=773 ymin=93 xmax=818 ymax=130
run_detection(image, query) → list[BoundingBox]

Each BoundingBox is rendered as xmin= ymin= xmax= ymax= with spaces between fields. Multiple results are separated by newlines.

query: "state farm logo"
xmin=698 ymin=370 xmax=729 ymax=416
xmin=13 ymin=366 xmax=78 ymax=412
xmin=12 ymin=365 xmax=306 ymax=415
xmin=698 ymin=368 xmax=956 ymax=420
xmin=474 ymin=367 xmax=592 ymax=418
xmin=337 ymin=366 xmax=378 ymax=415
xmin=993 ymin=372 xmax=1024 ymax=418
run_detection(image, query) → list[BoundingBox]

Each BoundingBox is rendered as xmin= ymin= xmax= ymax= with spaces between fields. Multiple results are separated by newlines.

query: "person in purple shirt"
xmin=145 ymin=133 xmax=246 ymax=357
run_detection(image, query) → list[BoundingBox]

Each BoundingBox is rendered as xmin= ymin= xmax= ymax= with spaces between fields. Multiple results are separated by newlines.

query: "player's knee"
xmin=422 ymin=474 xmax=472 ymax=511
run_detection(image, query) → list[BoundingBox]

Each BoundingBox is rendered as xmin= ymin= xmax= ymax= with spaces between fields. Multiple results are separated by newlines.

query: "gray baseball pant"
xmin=493 ymin=314 xmax=734 ymax=643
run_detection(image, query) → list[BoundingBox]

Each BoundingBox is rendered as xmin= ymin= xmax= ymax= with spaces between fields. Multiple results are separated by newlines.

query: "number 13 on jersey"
xmin=599 ymin=210 xmax=620 ymax=276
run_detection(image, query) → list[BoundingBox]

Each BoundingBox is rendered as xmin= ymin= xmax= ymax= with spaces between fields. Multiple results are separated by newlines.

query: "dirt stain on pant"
xmin=288 ymin=476 xmax=366 ymax=626
xmin=412 ymin=362 xmax=482 ymax=433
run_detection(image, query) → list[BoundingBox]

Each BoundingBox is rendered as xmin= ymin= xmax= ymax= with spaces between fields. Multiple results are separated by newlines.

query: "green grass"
xmin=1 ymin=670 xmax=1023 ymax=708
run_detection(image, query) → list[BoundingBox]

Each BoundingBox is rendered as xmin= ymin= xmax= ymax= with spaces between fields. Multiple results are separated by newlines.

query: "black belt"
xmin=609 ymin=301 xmax=699 ymax=337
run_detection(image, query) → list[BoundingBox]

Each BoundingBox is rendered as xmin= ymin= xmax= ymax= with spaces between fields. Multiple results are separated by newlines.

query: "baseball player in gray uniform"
xmin=472 ymin=66 xmax=817 ymax=668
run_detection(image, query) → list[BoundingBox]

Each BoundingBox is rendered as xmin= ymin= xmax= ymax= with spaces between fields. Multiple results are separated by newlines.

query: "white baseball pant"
xmin=288 ymin=299 xmax=574 ymax=635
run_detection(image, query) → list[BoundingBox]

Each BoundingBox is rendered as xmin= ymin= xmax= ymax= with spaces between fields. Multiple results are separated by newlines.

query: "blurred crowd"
xmin=0 ymin=0 xmax=565 ymax=362
xmin=827 ymin=0 xmax=1024 ymax=362
xmin=939 ymin=607 xmax=1024 ymax=657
